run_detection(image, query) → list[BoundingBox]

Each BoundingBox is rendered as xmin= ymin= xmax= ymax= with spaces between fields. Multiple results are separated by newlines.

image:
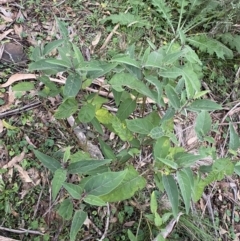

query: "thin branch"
xmin=0 ymin=226 xmax=44 ymax=235
xmin=0 ymin=101 xmax=41 ymax=118
xmin=99 ymin=203 xmax=110 ymax=241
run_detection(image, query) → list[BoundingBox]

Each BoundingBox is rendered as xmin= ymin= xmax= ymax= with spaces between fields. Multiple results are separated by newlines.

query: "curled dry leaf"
xmin=0 ymin=73 xmax=37 ymax=88
xmin=92 ymin=31 xmax=102 ymax=47
xmin=0 ymin=28 xmax=13 ymax=41
xmin=0 ymin=44 xmax=4 ymax=59
xmin=0 ymin=236 xmax=20 ymax=241
xmin=0 ymin=6 xmax=14 ymax=19
xmin=25 ymin=135 xmax=37 ymax=148
xmin=0 ymin=24 xmax=6 ymax=31
xmin=2 ymin=151 xmax=25 ymax=168
xmin=0 ymin=87 xmax=15 ymax=113
xmin=0 ymin=0 xmax=15 ymax=3
xmin=0 ymin=120 xmax=3 ymax=133
xmin=14 ymin=24 xmax=23 ymax=39
xmin=14 ymin=164 xmax=34 ymax=184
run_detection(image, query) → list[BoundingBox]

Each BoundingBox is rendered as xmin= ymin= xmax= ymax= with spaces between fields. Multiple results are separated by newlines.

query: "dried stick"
xmin=0 ymin=226 xmax=44 ymax=235
xmin=99 ymin=203 xmax=110 ymax=241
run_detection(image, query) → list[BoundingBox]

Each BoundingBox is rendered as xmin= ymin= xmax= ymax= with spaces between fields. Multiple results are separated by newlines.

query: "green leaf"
xmin=192 ymin=179 xmax=206 ymax=202
xmin=219 ymin=33 xmax=240 ymax=52
xmin=154 ymin=212 xmax=163 ymax=227
xmin=112 ymin=117 xmax=133 ymax=141
xmin=145 ymin=75 xmax=164 ymax=106
xmin=54 ymin=97 xmax=78 ymax=119
xmin=193 ymin=90 xmax=210 ymax=99
xmin=78 ymin=103 xmax=95 ymax=123
xmin=162 ymin=175 xmax=179 ymax=218
xmin=72 ymin=43 xmax=84 ymax=64
xmin=70 ymin=151 xmax=91 ymax=162
xmin=154 ymin=137 xmax=170 ymax=159
xmin=63 ymin=183 xmax=83 ymax=199
xmin=152 ymin=0 xmax=174 ymax=33
xmin=84 ymin=170 xmax=127 ymax=196
xmin=28 ymin=59 xmax=67 ymax=72
xmin=77 ymin=61 xmax=103 ymax=72
xmin=109 ymin=73 xmax=156 ymax=101
xmin=13 ymin=82 xmax=35 ymax=91
xmin=127 ymin=229 xmax=137 ymax=241
xmin=63 ymin=73 xmax=82 ymax=97
xmin=150 ymin=127 xmax=165 ymax=139
xmin=68 ymin=159 xmax=112 ymax=174
xmin=70 ymin=210 xmax=87 ymax=241
xmin=141 ymin=46 xmax=151 ymax=64
xmin=55 ymin=17 xmax=68 ymax=39
xmin=83 ymin=195 xmax=107 ymax=206
xmin=57 ymin=198 xmax=73 ymax=220
xmin=98 ymin=138 xmax=116 ymax=160
xmin=45 ymin=58 xmax=72 ymax=68
xmin=91 ymin=117 xmax=103 ymax=135
xmin=174 ymin=152 xmax=205 ymax=168
xmin=111 ymin=55 xmax=140 ymax=68
xmin=188 ymin=99 xmax=222 ymax=111
xmin=88 ymin=62 xmax=118 ymax=79
xmin=101 ymin=12 xmax=148 ymax=27
xmin=156 ymin=234 xmax=165 ymax=241
xmin=30 ymin=46 xmax=42 ymax=61
xmin=182 ymin=66 xmax=201 ymax=98
xmin=183 ymin=45 xmax=202 ymax=65
xmin=52 ymin=169 xmax=67 ymax=201
xmin=145 ymin=50 xmax=164 ymax=68
xmin=116 ymin=98 xmax=136 ymax=121
xmin=150 ymin=191 xmax=158 ymax=214
xmin=159 ymin=66 xmax=182 ymax=78
xmin=177 ymin=170 xmax=192 ymax=214
xmin=100 ymin=166 xmax=146 ymax=202
xmin=157 ymin=158 xmax=178 ymax=170
xmin=234 ymin=162 xmax=240 ymax=176
xmin=43 ymin=39 xmax=65 ymax=55
xmin=195 ymin=111 xmax=212 ymax=140
xmin=187 ymin=34 xmax=233 ymax=59
xmin=126 ymin=112 xmax=160 ymax=135
xmin=165 ymin=85 xmax=180 ymax=109
xmin=112 ymin=89 xmax=122 ymax=107
xmin=38 ymin=76 xmax=60 ymax=96
xmin=63 ymin=146 xmax=71 ymax=163
xmin=229 ymin=123 xmax=240 ymax=150
xmin=33 ymin=149 xmax=61 ymax=172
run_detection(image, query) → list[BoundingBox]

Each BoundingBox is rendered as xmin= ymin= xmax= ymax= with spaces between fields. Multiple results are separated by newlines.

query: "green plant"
xmin=28 ymin=10 xmax=240 ymax=239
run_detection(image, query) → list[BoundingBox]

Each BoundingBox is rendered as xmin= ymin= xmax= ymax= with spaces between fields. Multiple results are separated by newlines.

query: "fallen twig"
xmin=0 ymin=101 xmax=41 ymax=119
xmin=99 ymin=203 xmax=110 ymax=241
xmin=0 ymin=226 xmax=44 ymax=235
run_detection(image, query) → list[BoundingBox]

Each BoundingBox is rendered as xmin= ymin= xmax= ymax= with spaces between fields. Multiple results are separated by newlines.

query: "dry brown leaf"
xmin=0 ymin=87 xmax=15 ymax=113
xmin=0 ymin=13 xmax=12 ymax=23
xmin=0 ymin=120 xmax=3 ymax=133
xmin=0 ymin=44 xmax=4 ymax=59
xmin=14 ymin=164 xmax=34 ymax=184
xmin=2 ymin=151 xmax=25 ymax=168
xmin=0 ymin=236 xmax=20 ymax=241
xmin=0 ymin=24 xmax=6 ymax=31
xmin=25 ymin=135 xmax=37 ymax=148
xmin=0 ymin=0 xmax=15 ymax=3
xmin=92 ymin=31 xmax=102 ymax=47
xmin=0 ymin=7 xmax=13 ymax=19
xmin=123 ymin=221 xmax=135 ymax=227
xmin=0 ymin=28 xmax=13 ymax=41
xmin=0 ymin=73 xmax=37 ymax=88
xmin=14 ymin=24 xmax=23 ymax=39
